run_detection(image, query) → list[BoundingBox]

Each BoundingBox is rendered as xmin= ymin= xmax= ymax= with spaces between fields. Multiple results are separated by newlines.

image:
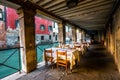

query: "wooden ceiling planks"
xmin=5 ymin=0 xmax=115 ymax=30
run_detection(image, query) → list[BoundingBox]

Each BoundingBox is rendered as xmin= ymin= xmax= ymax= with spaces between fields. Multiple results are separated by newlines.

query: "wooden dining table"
xmin=44 ymin=47 xmax=82 ymax=70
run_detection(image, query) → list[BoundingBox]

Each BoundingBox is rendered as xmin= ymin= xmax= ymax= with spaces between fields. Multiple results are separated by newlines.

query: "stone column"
xmin=81 ymin=30 xmax=85 ymax=43
xmin=71 ymin=26 xmax=77 ymax=42
xmin=18 ymin=3 xmax=37 ymax=73
xmin=58 ymin=21 xmax=66 ymax=44
xmin=75 ymin=27 xmax=77 ymax=42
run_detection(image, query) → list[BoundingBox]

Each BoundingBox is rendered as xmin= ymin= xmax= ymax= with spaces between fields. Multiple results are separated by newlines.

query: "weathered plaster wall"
xmin=106 ymin=6 xmax=120 ymax=72
xmin=114 ymin=6 xmax=120 ymax=72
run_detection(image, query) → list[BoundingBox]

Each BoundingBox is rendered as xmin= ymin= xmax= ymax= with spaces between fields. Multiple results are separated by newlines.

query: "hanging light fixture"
xmin=66 ymin=0 xmax=78 ymax=8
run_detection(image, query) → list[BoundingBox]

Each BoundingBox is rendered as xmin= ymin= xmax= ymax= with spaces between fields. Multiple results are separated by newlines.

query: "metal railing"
xmin=0 ymin=47 xmax=22 ymax=79
xmin=36 ymin=42 xmax=59 ymax=63
xmin=36 ymin=41 xmax=72 ymax=63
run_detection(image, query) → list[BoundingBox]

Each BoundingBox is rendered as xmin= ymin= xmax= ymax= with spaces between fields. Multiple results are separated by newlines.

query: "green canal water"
xmin=0 ymin=43 xmax=59 ymax=79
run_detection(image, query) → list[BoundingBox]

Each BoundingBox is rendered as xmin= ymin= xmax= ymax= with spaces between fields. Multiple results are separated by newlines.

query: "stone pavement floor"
xmin=16 ymin=44 xmax=120 ymax=80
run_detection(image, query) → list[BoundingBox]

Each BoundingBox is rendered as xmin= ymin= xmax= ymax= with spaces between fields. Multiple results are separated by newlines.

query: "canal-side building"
xmin=0 ymin=5 xmax=58 ymax=47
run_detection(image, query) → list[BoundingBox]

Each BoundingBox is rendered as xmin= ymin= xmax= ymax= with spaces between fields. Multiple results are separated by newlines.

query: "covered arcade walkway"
xmin=4 ymin=44 xmax=120 ymax=80
xmin=0 ymin=0 xmax=120 ymax=80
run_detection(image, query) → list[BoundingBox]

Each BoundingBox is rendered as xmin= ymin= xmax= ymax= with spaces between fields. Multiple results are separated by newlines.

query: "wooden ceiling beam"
xmin=65 ymin=10 xmax=109 ymax=20
xmin=86 ymin=27 xmax=105 ymax=30
xmin=31 ymin=0 xmax=40 ymax=3
xmin=43 ymin=0 xmax=65 ymax=9
xmin=74 ymin=21 xmax=106 ymax=25
xmin=47 ymin=2 xmax=66 ymax=11
xmin=75 ymin=24 xmax=105 ymax=30
xmin=41 ymin=0 xmax=57 ymax=7
xmin=81 ymin=26 xmax=105 ymax=30
xmin=86 ymin=26 xmax=106 ymax=29
xmin=72 ymin=20 xmax=106 ymax=24
xmin=36 ymin=9 xmax=61 ymax=22
xmin=52 ymin=7 xmax=68 ymax=13
xmin=85 ymin=25 xmax=105 ymax=28
xmin=61 ymin=5 xmax=112 ymax=18
xmin=36 ymin=0 xmax=44 ymax=4
xmin=38 ymin=0 xmax=52 ymax=6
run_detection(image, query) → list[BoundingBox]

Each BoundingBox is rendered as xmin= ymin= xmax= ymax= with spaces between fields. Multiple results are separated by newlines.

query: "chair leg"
xmin=57 ymin=63 xmax=59 ymax=70
xmin=66 ymin=66 xmax=68 ymax=74
xmin=51 ymin=62 xmax=54 ymax=69
xmin=45 ymin=61 xmax=48 ymax=67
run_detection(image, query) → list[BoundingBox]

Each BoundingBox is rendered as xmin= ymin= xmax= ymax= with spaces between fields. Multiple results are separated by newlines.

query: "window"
xmin=55 ymin=35 xmax=57 ymax=40
xmin=40 ymin=25 xmax=45 ymax=30
xmin=15 ymin=19 xmax=19 ymax=28
xmin=53 ymin=22 xmax=55 ymax=28
xmin=48 ymin=26 xmax=52 ymax=31
xmin=41 ymin=36 xmax=44 ymax=40
xmin=49 ymin=35 xmax=51 ymax=40
xmin=53 ymin=32 xmax=55 ymax=37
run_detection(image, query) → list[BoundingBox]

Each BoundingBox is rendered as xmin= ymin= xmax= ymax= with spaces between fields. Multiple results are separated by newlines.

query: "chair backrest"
xmin=44 ymin=49 xmax=53 ymax=61
xmin=56 ymin=50 xmax=67 ymax=63
xmin=56 ymin=50 xmax=69 ymax=74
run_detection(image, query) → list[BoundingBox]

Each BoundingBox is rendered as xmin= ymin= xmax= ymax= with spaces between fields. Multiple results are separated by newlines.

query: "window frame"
xmin=48 ymin=25 xmax=52 ymax=31
xmin=41 ymin=36 xmax=44 ymax=40
xmin=40 ymin=24 xmax=45 ymax=31
xmin=49 ymin=35 xmax=51 ymax=40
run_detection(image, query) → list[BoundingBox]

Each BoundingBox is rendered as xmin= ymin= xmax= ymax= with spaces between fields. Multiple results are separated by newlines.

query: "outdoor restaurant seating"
xmin=43 ymin=42 xmax=89 ymax=72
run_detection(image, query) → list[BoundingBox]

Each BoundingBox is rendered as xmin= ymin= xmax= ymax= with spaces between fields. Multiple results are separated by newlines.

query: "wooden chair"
xmin=56 ymin=50 xmax=69 ymax=74
xmin=44 ymin=49 xmax=54 ymax=68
